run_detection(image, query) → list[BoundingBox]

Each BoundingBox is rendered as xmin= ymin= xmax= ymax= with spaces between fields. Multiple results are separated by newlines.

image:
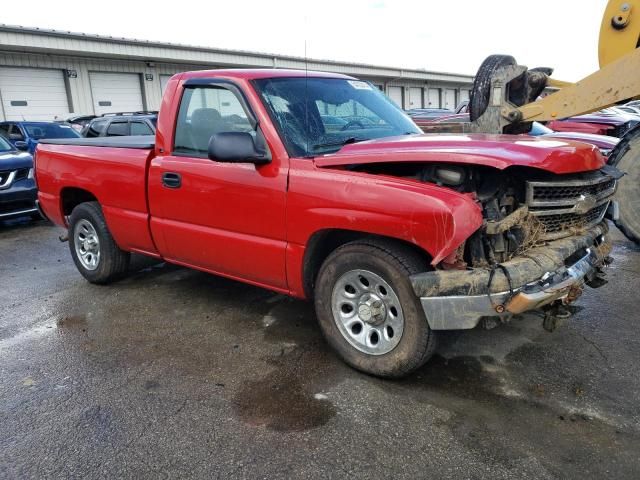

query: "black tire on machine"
xmin=609 ymin=125 xmax=640 ymax=244
xmin=469 ymin=55 xmax=517 ymax=122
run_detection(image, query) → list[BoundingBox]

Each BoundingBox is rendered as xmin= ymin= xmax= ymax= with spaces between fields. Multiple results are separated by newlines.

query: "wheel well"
xmin=61 ymin=188 xmax=98 ymax=217
xmin=302 ymin=229 xmax=432 ymax=298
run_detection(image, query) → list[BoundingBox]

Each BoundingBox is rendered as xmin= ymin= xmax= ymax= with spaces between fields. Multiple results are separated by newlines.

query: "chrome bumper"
xmin=411 ymin=224 xmax=610 ymax=330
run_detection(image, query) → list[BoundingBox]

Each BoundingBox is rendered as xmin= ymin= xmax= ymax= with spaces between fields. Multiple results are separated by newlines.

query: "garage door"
xmin=90 ymin=72 xmax=144 ymax=115
xmin=408 ymin=88 xmax=423 ymax=109
xmin=160 ymin=74 xmax=173 ymax=94
xmin=459 ymin=89 xmax=470 ymax=103
xmin=427 ymin=88 xmax=440 ymax=108
xmin=387 ymin=86 xmax=403 ymax=108
xmin=0 ymin=67 xmax=70 ymax=121
xmin=444 ymin=89 xmax=457 ymax=110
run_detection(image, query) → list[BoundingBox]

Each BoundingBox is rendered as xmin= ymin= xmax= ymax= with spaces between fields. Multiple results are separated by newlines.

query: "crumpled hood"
xmin=313 ymin=134 xmax=606 ymax=174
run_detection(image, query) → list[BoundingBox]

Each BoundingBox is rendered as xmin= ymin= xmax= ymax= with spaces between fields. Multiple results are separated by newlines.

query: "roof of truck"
xmin=178 ymin=69 xmax=356 ymax=81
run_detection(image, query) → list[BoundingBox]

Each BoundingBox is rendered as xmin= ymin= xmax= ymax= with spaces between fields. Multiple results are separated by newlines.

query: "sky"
xmin=1 ymin=0 xmax=606 ymax=81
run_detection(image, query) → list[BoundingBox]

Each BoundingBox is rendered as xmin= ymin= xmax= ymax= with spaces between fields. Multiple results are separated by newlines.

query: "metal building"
xmin=0 ymin=24 xmax=474 ymax=121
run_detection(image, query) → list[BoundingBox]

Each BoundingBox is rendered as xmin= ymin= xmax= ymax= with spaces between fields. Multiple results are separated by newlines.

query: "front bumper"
xmin=0 ymin=183 xmax=38 ymax=220
xmin=411 ymin=223 xmax=611 ymax=330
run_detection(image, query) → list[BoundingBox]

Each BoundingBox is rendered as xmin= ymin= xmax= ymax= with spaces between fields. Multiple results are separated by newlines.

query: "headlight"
xmin=28 ymin=168 xmax=34 ymax=179
xmin=434 ymin=166 xmax=466 ymax=186
xmin=599 ymin=149 xmax=612 ymax=157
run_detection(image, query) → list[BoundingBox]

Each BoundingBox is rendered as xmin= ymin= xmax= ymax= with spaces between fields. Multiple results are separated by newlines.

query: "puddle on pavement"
xmin=233 ymin=371 xmax=336 ymax=432
xmin=56 ymin=314 xmax=88 ymax=329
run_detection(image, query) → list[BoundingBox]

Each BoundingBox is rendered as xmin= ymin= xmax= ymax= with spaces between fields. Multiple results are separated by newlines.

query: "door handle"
xmin=162 ymin=172 xmax=181 ymax=189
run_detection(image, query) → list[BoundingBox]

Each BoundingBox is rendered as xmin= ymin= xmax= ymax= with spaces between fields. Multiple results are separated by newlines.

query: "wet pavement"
xmin=1 ymin=218 xmax=639 ymax=479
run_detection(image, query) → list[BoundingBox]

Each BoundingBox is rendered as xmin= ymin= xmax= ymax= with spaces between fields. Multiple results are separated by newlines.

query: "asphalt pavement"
xmin=1 ymin=218 xmax=639 ymax=479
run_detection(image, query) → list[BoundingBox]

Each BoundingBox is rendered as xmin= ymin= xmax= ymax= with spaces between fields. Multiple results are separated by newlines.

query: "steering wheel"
xmin=340 ymin=120 xmax=365 ymax=131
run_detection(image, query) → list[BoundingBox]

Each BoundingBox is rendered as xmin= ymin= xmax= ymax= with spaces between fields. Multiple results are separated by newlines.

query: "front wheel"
xmin=68 ymin=201 xmax=130 ymax=284
xmin=314 ymin=239 xmax=437 ymax=378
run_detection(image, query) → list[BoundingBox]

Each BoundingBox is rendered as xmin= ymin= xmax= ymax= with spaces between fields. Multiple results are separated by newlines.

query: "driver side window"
xmin=174 ymin=86 xmax=253 ymax=156
xmin=9 ymin=125 xmax=24 ymax=140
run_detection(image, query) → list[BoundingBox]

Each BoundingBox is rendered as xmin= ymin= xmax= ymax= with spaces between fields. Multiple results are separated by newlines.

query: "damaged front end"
xmin=352 ymin=160 xmax=621 ymax=330
xmin=413 ymin=164 xmax=619 ymax=330
xmin=411 ymin=223 xmax=612 ymax=329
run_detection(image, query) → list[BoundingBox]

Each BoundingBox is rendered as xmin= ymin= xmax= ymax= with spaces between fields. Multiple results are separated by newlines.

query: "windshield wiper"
xmin=312 ymin=137 xmax=363 ymax=151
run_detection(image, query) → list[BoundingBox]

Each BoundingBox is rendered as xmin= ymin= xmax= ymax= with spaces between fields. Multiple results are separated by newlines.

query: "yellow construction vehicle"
xmin=468 ymin=0 xmax=640 ymax=243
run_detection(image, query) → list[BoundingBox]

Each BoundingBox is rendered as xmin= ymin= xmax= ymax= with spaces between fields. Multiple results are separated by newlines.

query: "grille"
xmin=0 ymin=169 xmax=15 ymax=189
xmin=526 ymin=171 xmax=616 ymax=240
xmin=14 ymin=168 xmax=30 ymax=181
xmin=536 ymin=203 xmax=608 ymax=234
xmin=531 ymin=178 xmax=615 ymax=202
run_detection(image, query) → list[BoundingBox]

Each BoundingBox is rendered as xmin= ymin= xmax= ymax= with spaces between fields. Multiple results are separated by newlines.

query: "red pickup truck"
xmin=35 ymin=69 xmax=618 ymax=377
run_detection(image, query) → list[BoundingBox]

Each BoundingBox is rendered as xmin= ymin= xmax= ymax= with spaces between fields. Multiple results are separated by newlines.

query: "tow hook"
xmin=542 ymin=301 xmax=573 ymax=332
xmin=59 ymin=231 xmax=69 ymax=243
xmin=585 ymin=267 xmax=608 ymax=288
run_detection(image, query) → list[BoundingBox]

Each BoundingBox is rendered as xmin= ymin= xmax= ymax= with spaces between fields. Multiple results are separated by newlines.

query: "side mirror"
xmin=14 ymin=141 xmax=28 ymax=151
xmin=207 ymin=131 xmax=271 ymax=164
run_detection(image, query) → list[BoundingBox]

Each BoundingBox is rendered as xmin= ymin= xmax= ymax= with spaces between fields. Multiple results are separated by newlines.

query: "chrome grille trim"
xmin=0 ymin=170 xmax=17 ymax=190
xmin=526 ymin=172 xmax=617 ymax=241
xmin=526 ymin=175 xmax=617 ymax=208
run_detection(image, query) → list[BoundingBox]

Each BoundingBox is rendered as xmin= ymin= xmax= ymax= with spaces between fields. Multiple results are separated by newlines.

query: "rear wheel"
xmin=611 ymin=127 xmax=640 ymax=244
xmin=314 ymin=239 xmax=437 ymax=378
xmin=68 ymin=201 xmax=130 ymax=284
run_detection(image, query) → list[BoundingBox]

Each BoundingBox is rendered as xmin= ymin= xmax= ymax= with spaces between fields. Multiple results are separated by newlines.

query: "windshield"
xmin=529 ymin=122 xmax=553 ymax=135
xmin=0 ymin=135 xmax=14 ymax=152
xmin=253 ymin=77 xmax=421 ymax=156
xmin=24 ymin=123 xmax=81 ymax=140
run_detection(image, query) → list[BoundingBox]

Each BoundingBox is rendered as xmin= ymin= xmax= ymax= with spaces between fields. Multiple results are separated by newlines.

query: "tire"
xmin=611 ymin=127 xmax=640 ymax=244
xmin=314 ymin=239 xmax=437 ymax=378
xmin=68 ymin=201 xmax=130 ymax=284
xmin=469 ymin=54 xmax=516 ymax=122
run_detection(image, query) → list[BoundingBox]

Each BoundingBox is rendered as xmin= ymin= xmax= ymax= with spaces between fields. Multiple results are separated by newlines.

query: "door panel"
xmin=387 ymin=86 xmax=403 ymax=108
xmin=427 ymin=88 xmax=441 ymax=108
xmin=148 ymin=84 xmax=289 ymax=289
xmin=408 ymin=87 xmax=423 ymax=109
xmin=444 ymin=89 xmax=457 ymax=110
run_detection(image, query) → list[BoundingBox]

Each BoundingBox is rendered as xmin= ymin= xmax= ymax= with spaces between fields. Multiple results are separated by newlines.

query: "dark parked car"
xmin=65 ymin=115 xmax=98 ymax=133
xmin=0 ymin=121 xmax=81 ymax=154
xmin=0 ymin=134 xmax=38 ymax=221
xmin=405 ymin=108 xmax=453 ymax=119
xmin=82 ymin=112 xmax=158 ymax=138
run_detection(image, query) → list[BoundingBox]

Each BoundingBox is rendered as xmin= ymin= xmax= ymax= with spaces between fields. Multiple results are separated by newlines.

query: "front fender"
xmin=287 ymin=161 xmax=483 ymax=265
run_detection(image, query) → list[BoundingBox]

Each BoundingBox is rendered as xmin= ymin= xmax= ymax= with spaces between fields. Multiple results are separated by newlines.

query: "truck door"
xmin=148 ymin=83 xmax=289 ymax=290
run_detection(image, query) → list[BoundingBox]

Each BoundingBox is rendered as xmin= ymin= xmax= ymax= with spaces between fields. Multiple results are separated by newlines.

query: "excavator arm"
xmin=468 ymin=1 xmax=640 ymax=245
xmin=470 ymin=0 xmax=640 ymax=133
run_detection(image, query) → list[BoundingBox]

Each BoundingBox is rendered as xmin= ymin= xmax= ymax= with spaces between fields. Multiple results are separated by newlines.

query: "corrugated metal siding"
xmin=0 ymin=26 xmax=474 ymax=117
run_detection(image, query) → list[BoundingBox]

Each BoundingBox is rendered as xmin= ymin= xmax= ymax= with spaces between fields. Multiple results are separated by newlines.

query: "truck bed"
xmin=35 ymin=136 xmax=157 ymax=256
xmin=39 ymin=135 xmax=155 ymax=149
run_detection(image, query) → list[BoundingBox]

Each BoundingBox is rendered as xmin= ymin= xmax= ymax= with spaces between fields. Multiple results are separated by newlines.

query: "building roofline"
xmin=0 ymin=23 xmax=475 ymax=82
